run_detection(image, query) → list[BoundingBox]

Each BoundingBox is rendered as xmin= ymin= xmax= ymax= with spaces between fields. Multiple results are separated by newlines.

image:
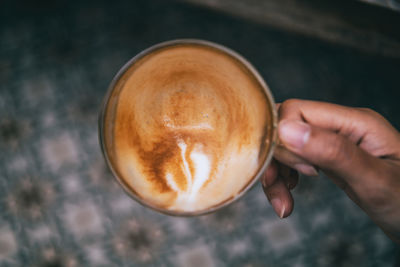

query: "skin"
xmin=261 ymin=99 xmax=400 ymax=243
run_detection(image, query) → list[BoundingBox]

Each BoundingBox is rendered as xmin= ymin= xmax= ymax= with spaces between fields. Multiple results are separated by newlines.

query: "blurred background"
xmin=0 ymin=0 xmax=399 ymax=266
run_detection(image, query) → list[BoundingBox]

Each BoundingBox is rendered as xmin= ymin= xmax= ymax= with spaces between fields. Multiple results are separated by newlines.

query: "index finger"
xmin=278 ymin=99 xmax=367 ymax=144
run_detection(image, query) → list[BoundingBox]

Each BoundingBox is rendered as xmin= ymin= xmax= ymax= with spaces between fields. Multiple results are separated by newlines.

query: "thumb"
xmin=278 ymin=119 xmax=382 ymax=188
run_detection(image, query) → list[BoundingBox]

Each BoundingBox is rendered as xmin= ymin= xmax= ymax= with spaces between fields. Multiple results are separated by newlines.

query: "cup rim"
xmin=98 ymin=39 xmax=278 ymax=216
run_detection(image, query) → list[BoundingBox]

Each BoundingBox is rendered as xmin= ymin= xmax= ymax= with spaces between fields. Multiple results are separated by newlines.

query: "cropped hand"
xmin=262 ymin=99 xmax=400 ymax=243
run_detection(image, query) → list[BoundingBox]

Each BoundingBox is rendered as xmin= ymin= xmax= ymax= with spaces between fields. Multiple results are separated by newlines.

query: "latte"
xmin=100 ymin=40 xmax=276 ymax=215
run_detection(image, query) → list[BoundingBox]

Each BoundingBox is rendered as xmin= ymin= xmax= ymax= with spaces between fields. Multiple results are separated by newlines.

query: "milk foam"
xmin=172 ymin=141 xmax=211 ymax=209
xmin=170 ymin=146 xmax=259 ymax=211
xmin=105 ymin=43 xmax=273 ymax=213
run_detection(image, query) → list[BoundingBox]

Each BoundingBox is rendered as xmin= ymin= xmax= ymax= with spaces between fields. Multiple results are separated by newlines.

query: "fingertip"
xmin=270 ymin=198 xmax=284 ymax=218
xmin=264 ymin=178 xmax=294 ymax=219
xmin=294 ymin=163 xmax=319 ymax=177
xmin=279 ymin=119 xmax=311 ymax=150
xmin=271 ymin=195 xmax=294 ymax=219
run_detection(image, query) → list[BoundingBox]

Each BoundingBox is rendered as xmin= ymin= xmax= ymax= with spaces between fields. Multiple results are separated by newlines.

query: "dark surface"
xmin=305 ymin=0 xmax=400 ymax=42
xmin=0 ymin=0 xmax=399 ymax=266
xmin=181 ymin=0 xmax=400 ymax=58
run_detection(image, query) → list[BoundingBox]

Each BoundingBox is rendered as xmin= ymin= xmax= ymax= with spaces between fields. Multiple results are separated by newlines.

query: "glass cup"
xmin=98 ymin=39 xmax=278 ymax=216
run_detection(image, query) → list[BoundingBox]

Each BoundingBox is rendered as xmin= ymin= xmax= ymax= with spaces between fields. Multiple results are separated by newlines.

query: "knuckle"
xmin=356 ymin=107 xmax=390 ymax=131
xmin=357 ymin=107 xmax=374 ymax=114
xmin=357 ymin=107 xmax=384 ymax=120
xmin=280 ymin=99 xmax=301 ymax=111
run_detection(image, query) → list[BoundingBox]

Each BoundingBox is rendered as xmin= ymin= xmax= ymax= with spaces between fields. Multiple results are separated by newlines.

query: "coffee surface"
xmin=104 ymin=43 xmax=273 ymax=213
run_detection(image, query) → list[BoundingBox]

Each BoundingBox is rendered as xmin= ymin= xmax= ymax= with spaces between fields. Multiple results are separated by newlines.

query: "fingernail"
xmin=279 ymin=120 xmax=310 ymax=149
xmin=271 ymin=198 xmax=285 ymax=219
xmin=294 ymin=163 xmax=319 ymax=176
xmin=261 ymin=176 xmax=266 ymax=188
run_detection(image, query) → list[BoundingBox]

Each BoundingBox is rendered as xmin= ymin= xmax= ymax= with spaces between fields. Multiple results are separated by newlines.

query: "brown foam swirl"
xmin=104 ymin=43 xmax=273 ymax=212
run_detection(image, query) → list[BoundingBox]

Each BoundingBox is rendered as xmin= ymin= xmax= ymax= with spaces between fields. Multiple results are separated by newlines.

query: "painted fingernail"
xmin=279 ymin=120 xmax=310 ymax=149
xmin=271 ymin=198 xmax=285 ymax=219
xmin=294 ymin=163 xmax=318 ymax=176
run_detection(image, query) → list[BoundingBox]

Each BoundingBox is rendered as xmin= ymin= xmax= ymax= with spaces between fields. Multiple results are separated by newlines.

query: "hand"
xmin=262 ymin=99 xmax=400 ymax=243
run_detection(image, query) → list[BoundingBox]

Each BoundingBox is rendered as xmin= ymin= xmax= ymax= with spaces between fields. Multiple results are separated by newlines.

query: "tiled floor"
xmin=0 ymin=0 xmax=399 ymax=266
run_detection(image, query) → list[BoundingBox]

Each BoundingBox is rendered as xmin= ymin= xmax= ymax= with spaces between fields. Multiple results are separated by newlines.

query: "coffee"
xmin=100 ymin=40 xmax=276 ymax=215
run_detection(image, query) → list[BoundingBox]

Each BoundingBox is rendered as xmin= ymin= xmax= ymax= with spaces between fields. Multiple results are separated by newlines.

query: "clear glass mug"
xmin=98 ymin=39 xmax=278 ymax=216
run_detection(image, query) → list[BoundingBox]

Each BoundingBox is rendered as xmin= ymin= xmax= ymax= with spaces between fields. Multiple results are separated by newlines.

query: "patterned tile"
xmin=6 ymin=179 xmax=55 ymax=220
xmin=258 ymin=217 xmax=301 ymax=252
xmin=84 ymin=244 xmax=110 ymax=266
xmin=27 ymin=224 xmax=56 ymax=244
xmin=41 ymin=132 xmax=80 ymax=172
xmin=113 ymin=219 xmax=165 ymax=263
xmin=175 ymin=243 xmax=216 ymax=267
xmin=0 ymin=0 xmax=398 ymax=266
xmin=0 ymin=225 xmax=17 ymax=261
xmin=168 ymin=217 xmax=194 ymax=238
xmin=61 ymin=173 xmax=84 ymax=195
xmin=225 ymin=238 xmax=252 ymax=259
xmin=32 ymin=247 xmax=79 ymax=267
xmin=63 ymin=200 xmax=104 ymax=239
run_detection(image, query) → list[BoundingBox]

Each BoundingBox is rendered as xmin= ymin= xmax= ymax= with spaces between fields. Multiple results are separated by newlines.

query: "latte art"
xmin=102 ymin=41 xmax=276 ymax=214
